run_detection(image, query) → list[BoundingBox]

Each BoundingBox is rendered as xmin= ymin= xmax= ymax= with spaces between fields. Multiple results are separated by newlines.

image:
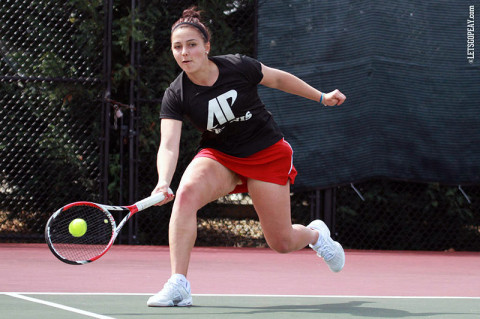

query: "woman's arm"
xmin=259 ymin=63 xmax=346 ymax=106
xmin=152 ymin=118 xmax=182 ymax=198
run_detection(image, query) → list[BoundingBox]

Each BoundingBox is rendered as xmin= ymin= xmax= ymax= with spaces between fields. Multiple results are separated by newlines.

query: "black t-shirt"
xmin=160 ymin=54 xmax=283 ymax=157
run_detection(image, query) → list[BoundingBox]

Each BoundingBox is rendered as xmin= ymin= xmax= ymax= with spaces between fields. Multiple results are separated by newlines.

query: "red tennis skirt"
xmin=194 ymin=138 xmax=297 ymax=193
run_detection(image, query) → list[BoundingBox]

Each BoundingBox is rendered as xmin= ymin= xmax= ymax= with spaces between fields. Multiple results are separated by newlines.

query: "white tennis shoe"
xmin=307 ymin=220 xmax=345 ymax=272
xmin=147 ymin=275 xmax=192 ymax=307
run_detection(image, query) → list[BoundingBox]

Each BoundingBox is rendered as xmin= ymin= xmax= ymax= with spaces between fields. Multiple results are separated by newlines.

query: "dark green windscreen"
xmin=257 ymin=0 xmax=479 ymax=189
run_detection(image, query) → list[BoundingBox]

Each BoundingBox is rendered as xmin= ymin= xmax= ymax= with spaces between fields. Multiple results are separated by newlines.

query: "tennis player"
xmin=148 ymin=6 xmax=346 ymax=307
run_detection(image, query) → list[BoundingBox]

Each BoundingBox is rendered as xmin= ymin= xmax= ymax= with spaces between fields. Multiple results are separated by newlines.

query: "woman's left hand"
xmin=322 ymin=89 xmax=346 ymax=106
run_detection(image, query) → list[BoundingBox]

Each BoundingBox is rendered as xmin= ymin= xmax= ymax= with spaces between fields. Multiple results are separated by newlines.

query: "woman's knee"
xmin=173 ymin=181 xmax=204 ymax=212
xmin=266 ymin=235 xmax=294 ymax=254
xmin=176 ymin=158 xmax=238 ymax=208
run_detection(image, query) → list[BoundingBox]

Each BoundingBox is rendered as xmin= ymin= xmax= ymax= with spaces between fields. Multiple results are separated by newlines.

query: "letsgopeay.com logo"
xmin=467 ymin=5 xmax=475 ymax=64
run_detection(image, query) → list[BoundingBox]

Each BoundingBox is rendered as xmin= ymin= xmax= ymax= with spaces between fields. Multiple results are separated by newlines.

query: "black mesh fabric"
xmin=257 ymin=0 xmax=480 ymax=189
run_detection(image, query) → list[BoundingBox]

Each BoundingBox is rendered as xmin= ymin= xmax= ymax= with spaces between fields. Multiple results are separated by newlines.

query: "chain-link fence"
xmin=0 ymin=0 xmax=105 ymax=241
xmin=1 ymin=0 xmax=479 ymax=251
xmin=336 ymin=181 xmax=480 ymax=251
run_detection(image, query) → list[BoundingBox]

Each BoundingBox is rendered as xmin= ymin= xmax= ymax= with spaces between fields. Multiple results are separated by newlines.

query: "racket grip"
xmin=136 ymin=188 xmax=173 ymax=210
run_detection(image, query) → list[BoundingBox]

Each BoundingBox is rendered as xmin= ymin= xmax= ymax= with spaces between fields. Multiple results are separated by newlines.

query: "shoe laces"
xmin=163 ymin=277 xmax=190 ymax=296
xmin=318 ymin=237 xmax=335 ymax=261
xmin=161 ymin=281 xmax=177 ymax=296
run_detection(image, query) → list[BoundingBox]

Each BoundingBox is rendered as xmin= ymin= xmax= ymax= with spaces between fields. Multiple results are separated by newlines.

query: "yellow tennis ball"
xmin=69 ymin=218 xmax=87 ymax=237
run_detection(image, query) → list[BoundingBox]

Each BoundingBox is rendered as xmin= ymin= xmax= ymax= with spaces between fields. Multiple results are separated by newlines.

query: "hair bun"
xmin=172 ymin=6 xmax=211 ymax=42
xmin=182 ymin=6 xmax=202 ymax=20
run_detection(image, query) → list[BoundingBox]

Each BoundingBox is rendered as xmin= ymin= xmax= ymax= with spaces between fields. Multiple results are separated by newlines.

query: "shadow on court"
xmin=187 ymin=298 xmax=477 ymax=319
xmin=206 ymin=302 xmax=434 ymax=317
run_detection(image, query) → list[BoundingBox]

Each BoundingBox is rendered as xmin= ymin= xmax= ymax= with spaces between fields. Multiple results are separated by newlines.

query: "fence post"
xmin=100 ymin=0 xmax=113 ymax=204
xmin=127 ymin=0 xmax=139 ymax=244
xmin=322 ymin=188 xmax=336 ymax=239
xmin=310 ymin=188 xmax=337 ymax=239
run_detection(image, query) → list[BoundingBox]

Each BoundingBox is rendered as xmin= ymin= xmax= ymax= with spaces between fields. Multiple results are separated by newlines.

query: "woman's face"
xmin=171 ymin=27 xmax=210 ymax=74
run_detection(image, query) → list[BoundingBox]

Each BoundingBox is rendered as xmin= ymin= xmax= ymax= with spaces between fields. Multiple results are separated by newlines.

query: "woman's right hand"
xmin=152 ymin=182 xmax=175 ymax=206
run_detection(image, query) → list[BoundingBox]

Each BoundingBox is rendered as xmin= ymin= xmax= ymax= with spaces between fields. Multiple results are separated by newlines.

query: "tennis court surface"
xmin=1 ymin=244 xmax=479 ymax=318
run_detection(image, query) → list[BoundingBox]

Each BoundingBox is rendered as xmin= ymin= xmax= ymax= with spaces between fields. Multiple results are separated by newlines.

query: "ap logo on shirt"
xmin=207 ymin=90 xmax=252 ymax=134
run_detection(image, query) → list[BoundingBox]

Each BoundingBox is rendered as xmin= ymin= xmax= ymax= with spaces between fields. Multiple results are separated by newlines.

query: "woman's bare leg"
xmin=247 ymin=179 xmax=317 ymax=253
xmin=169 ymin=157 xmax=240 ymax=276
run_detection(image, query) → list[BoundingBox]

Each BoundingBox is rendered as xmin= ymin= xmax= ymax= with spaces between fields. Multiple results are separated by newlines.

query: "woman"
xmin=147 ymin=7 xmax=346 ymax=307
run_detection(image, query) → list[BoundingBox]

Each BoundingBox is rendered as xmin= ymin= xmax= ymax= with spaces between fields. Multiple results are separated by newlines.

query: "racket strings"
xmin=47 ymin=206 xmax=114 ymax=262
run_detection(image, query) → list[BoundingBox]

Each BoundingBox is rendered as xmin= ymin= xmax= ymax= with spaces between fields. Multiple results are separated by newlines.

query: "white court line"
xmin=197 ymin=294 xmax=480 ymax=300
xmin=3 ymin=292 xmax=480 ymax=299
xmin=4 ymin=293 xmax=117 ymax=319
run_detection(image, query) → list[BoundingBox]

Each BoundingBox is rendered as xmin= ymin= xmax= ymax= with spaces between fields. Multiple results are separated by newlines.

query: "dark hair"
xmin=171 ymin=6 xmax=211 ymax=42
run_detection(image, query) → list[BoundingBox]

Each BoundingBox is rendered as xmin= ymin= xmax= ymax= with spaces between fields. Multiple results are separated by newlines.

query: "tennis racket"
xmin=45 ymin=189 xmax=173 ymax=265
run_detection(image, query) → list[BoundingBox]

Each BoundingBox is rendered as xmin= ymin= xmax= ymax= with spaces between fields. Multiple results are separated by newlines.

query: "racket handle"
xmin=135 ymin=188 xmax=173 ymax=210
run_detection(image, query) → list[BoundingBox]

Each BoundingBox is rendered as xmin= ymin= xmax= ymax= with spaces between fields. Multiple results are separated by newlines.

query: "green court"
xmin=2 ymin=293 xmax=480 ymax=319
